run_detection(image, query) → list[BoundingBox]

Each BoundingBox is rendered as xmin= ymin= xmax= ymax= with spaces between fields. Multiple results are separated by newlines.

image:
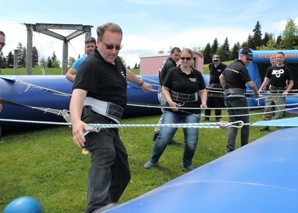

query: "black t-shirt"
xmin=222 ymin=59 xmax=252 ymax=90
xmin=158 ymin=57 xmax=176 ymax=85
xmin=266 ymin=65 xmax=293 ymax=88
xmin=163 ymin=65 xmax=206 ymax=114
xmin=73 ymin=47 xmax=127 ymax=108
xmin=209 ymin=62 xmax=227 ymax=84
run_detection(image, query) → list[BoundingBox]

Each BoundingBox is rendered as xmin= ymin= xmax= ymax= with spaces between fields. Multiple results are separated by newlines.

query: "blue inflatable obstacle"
xmin=0 ymin=75 xmax=161 ymax=134
xmin=103 ymin=127 xmax=298 ymax=213
xmin=241 ymin=49 xmax=298 ymax=107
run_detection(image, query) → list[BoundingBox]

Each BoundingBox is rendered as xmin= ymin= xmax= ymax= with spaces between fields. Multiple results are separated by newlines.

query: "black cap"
xmin=241 ymin=48 xmax=253 ymax=60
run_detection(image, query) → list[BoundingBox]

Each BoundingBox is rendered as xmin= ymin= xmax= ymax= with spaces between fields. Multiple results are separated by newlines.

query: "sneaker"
xmin=260 ymin=126 xmax=269 ymax=131
xmin=183 ymin=165 xmax=195 ymax=171
xmin=94 ymin=203 xmax=117 ymax=212
xmin=215 ymin=118 xmax=220 ymax=122
xmin=202 ymin=117 xmax=209 ymax=121
xmin=168 ymin=139 xmax=181 ymax=145
xmin=82 ymin=148 xmax=89 ymax=155
xmin=152 ymin=132 xmax=159 ymax=141
xmin=144 ymin=161 xmax=155 ymax=169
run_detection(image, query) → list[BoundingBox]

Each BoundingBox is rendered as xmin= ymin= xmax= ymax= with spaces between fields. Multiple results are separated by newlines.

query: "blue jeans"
xmin=150 ymin=110 xmax=200 ymax=167
xmin=82 ymin=112 xmax=131 ymax=213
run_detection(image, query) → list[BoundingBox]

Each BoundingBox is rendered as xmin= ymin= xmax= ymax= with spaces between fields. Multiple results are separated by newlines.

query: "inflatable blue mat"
xmin=104 ymin=127 xmax=298 ymax=213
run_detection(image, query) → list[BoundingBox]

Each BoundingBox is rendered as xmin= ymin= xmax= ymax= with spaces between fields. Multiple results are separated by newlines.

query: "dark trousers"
xmin=205 ymin=96 xmax=222 ymax=117
xmin=82 ymin=112 xmax=131 ymax=213
xmin=225 ymin=97 xmax=249 ymax=153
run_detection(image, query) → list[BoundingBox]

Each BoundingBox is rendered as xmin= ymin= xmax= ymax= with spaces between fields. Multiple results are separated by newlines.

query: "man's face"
xmin=97 ymin=31 xmax=122 ymax=64
xmin=270 ymin=58 xmax=276 ymax=67
xmin=213 ymin=60 xmax=220 ymax=68
xmin=276 ymin=53 xmax=284 ymax=66
xmin=170 ymin=50 xmax=181 ymax=63
xmin=0 ymin=35 xmax=5 ymax=51
xmin=85 ymin=42 xmax=95 ymax=56
xmin=240 ymin=54 xmax=252 ymax=66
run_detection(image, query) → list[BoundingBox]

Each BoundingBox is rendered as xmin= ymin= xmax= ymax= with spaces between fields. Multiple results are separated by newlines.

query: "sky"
xmin=1 ymin=0 xmax=298 ymax=67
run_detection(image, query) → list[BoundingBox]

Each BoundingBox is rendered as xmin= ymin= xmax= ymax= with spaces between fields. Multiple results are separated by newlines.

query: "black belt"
xmin=270 ymin=85 xmax=286 ymax=93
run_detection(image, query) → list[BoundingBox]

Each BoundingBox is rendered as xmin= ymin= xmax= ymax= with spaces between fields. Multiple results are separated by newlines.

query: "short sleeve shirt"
xmin=266 ymin=65 xmax=293 ymax=88
xmin=209 ymin=62 xmax=227 ymax=84
xmin=72 ymin=55 xmax=87 ymax=70
xmin=222 ymin=59 xmax=252 ymax=90
xmin=73 ymin=48 xmax=127 ymax=108
xmin=163 ymin=65 xmax=206 ymax=114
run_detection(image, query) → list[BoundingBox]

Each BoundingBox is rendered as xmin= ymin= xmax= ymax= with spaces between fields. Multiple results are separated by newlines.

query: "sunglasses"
xmin=180 ymin=57 xmax=192 ymax=61
xmin=101 ymin=40 xmax=122 ymax=50
xmin=213 ymin=60 xmax=219 ymax=62
xmin=0 ymin=42 xmax=6 ymax=47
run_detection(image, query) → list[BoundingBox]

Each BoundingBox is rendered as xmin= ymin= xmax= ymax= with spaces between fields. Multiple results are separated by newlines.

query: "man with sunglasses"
xmin=259 ymin=52 xmax=293 ymax=131
xmin=219 ymin=48 xmax=258 ymax=153
xmin=70 ymin=23 xmax=152 ymax=213
xmin=152 ymin=47 xmax=182 ymax=145
xmin=203 ymin=55 xmax=227 ymax=122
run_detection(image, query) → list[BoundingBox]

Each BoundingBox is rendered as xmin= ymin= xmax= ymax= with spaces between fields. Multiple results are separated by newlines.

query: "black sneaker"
xmin=168 ymin=139 xmax=181 ymax=145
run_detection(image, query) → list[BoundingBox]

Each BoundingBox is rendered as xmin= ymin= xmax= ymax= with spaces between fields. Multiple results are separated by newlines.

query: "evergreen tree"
xmin=247 ymin=34 xmax=254 ymax=49
xmin=252 ymin=21 xmax=262 ymax=49
xmin=211 ymin=38 xmax=219 ymax=55
xmin=262 ymin=32 xmax=270 ymax=46
xmin=0 ymin=52 xmax=6 ymax=68
xmin=221 ymin=37 xmax=230 ymax=61
xmin=203 ymin=43 xmax=212 ymax=64
xmin=241 ymin=41 xmax=248 ymax=48
xmin=20 ymin=46 xmax=26 ymax=67
xmin=282 ymin=18 xmax=298 ymax=49
xmin=47 ymin=56 xmax=53 ymax=68
xmin=229 ymin=43 xmax=240 ymax=60
xmin=51 ymin=51 xmax=57 ymax=62
xmin=6 ymin=51 xmax=14 ymax=68
xmin=133 ymin=63 xmax=138 ymax=69
xmin=276 ymin=35 xmax=283 ymax=46
xmin=32 ymin=46 xmax=39 ymax=67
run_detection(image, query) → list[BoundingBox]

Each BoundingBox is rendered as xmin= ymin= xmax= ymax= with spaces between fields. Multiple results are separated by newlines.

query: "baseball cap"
xmin=241 ymin=48 xmax=253 ymax=60
xmin=212 ymin=55 xmax=220 ymax=61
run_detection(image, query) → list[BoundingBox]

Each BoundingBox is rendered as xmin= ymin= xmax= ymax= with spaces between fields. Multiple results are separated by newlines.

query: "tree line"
xmin=200 ymin=18 xmax=298 ymax=64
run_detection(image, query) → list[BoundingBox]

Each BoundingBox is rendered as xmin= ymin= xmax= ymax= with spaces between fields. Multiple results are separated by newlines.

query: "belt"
xmin=208 ymin=83 xmax=222 ymax=88
xmin=170 ymin=90 xmax=198 ymax=103
xmin=84 ymin=97 xmax=123 ymax=124
xmin=224 ymin=88 xmax=245 ymax=98
xmin=270 ymin=85 xmax=286 ymax=93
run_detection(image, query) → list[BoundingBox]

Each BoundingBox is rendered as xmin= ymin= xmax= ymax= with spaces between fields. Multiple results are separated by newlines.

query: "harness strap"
xmin=170 ymin=90 xmax=198 ymax=103
xmin=84 ymin=97 xmax=123 ymax=124
xmin=224 ymin=88 xmax=246 ymax=98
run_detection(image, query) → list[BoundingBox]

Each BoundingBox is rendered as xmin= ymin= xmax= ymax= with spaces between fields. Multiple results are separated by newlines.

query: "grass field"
xmin=0 ymin=66 xmax=296 ymax=212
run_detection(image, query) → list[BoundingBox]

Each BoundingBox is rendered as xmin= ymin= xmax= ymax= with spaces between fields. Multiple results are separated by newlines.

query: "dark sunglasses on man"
xmin=100 ymin=40 xmax=122 ymax=50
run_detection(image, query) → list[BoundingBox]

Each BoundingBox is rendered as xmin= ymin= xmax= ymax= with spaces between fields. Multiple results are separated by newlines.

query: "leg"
xmin=149 ymin=110 xmax=180 ymax=164
xmin=225 ymin=99 xmax=239 ymax=153
xmin=274 ymin=96 xmax=285 ymax=120
xmin=263 ymin=96 xmax=274 ymax=121
xmin=182 ymin=114 xmax=200 ymax=167
xmin=109 ymin=129 xmax=131 ymax=202
xmin=214 ymin=97 xmax=222 ymax=119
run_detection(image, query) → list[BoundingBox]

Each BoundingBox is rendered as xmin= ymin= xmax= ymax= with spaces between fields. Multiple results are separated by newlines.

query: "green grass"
xmin=203 ymin=60 xmax=234 ymax=74
xmin=1 ymin=110 xmax=295 ymax=212
xmin=0 ymin=67 xmax=63 ymax=75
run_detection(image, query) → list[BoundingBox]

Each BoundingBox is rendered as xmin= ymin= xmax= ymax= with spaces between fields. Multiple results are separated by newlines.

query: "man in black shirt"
xmin=203 ymin=55 xmax=227 ymax=122
xmin=152 ymin=47 xmax=182 ymax=145
xmin=259 ymin=52 xmax=294 ymax=131
xmin=220 ymin=48 xmax=258 ymax=153
xmin=70 ymin=23 xmax=152 ymax=213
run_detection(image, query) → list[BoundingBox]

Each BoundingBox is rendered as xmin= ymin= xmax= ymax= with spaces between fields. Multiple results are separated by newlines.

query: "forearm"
xmin=126 ymin=69 xmax=142 ymax=85
xmin=70 ymin=89 xmax=86 ymax=123
xmin=199 ymin=89 xmax=207 ymax=104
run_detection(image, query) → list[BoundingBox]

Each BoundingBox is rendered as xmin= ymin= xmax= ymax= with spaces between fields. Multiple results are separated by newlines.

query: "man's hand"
xmin=141 ymin=82 xmax=153 ymax=93
xmin=72 ymin=120 xmax=90 ymax=148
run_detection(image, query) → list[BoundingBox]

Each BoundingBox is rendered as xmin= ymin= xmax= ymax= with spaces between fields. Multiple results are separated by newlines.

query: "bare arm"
xmin=219 ymin=74 xmax=226 ymax=89
xmin=126 ymin=68 xmax=152 ymax=93
xmin=66 ymin=67 xmax=77 ymax=83
xmin=162 ymin=86 xmax=180 ymax=111
xmin=198 ymin=89 xmax=207 ymax=108
xmin=70 ymin=89 xmax=90 ymax=148
xmin=246 ymin=80 xmax=259 ymax=97
xmin=258 ymin=77 xmax=270 ymax=93
xmin=283 ymin=80 xmax=294 ymax=95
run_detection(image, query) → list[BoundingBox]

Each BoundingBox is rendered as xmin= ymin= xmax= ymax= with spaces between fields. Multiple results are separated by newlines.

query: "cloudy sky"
xmin=1 ymin=0 xmax=298 ymax=67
